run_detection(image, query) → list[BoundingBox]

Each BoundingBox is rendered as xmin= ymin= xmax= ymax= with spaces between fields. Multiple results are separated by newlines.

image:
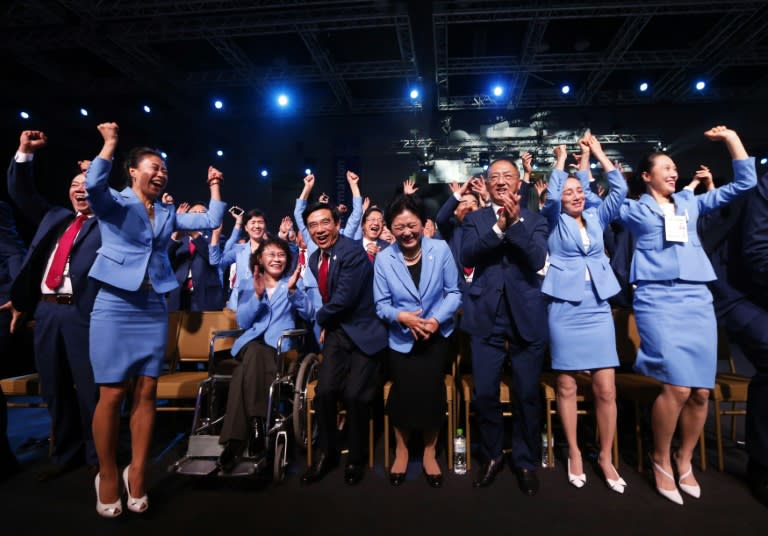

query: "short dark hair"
xmin=362 ymin=206 xmax=384 ymax=225
xmin=249 ymin=237 xmax=293 ymax=279
xmin=302 ymin=202 xmax=339 ymax=226
xmin=123 ymin=147 xmax=164 ymax=186
xmin=386 ymin=194 xmax=427 ymax=226
xmin=244 ymin=209 xmax=266 ymax=223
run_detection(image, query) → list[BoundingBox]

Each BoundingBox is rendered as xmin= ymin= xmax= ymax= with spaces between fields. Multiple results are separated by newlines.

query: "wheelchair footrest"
xmin=186 ymin=435 xmax=225 ymax=458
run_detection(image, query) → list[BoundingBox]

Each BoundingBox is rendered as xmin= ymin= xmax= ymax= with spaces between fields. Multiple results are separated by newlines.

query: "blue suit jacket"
xmin=167 ymin=234 xmax=225 ymax=311
xmin=308 ymin=235 xmax=387 ymax=356
xmin=541 ymin=168 xmax=626 ymax=302
xmin=435 ymin=194 xmax=469 ymax=292
xmin=618 ymin=158 xmax=756 ymax=283
xmin=231 ymin=277 xmax=314 ymax=355
xmin=7 ymin=159 xmax=101 ymax=317
xmin=85 ymin=157 xmax=226 ymax=292
xmin=373 ymin=237 xmax=462 ymax=352
xmin=460 ymin=205 xmax=549 ymax=342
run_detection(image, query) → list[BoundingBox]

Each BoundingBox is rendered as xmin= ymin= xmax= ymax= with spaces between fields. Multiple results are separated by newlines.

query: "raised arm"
xmin=696 ymin=126 xmax=756 ymax=214
xmin=541 ymin=145 xmax=567 ymax=225
xmin=341 ymin=171 xmax=363 ymax=238
xmin=84 ymin=122 xmax=120 ymax=218
xmin=7 ymin=130 xmax=53 ymax=225
xmin=586 ymin=135 xmax=626 ymax=225
xmin=175 ymin=166 xmax=225 ymax=231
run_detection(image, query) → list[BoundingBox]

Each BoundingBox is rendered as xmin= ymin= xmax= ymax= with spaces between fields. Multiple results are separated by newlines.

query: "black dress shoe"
xmin=389 ymin=471 xmax=406 ymax=486
xmin=515 ymin=467 xmax=540 ymax=496
xmin=218 ymin=440 xmax=245 ymax=473
xmin=473 ymin=457 xmax=504 ymax=488
xmin=344 ymin=463 xmax=364 ymax=485
xmin=423 ymin=470 xmax=443 ymax=488
xmin=301 ymin=453 xmax=338 ymax=485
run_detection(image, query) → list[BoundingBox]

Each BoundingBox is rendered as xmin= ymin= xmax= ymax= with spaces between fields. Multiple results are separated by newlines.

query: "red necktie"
xmin=188 ymin=239 xmax=196 ymax=257
xmin=298 ymin=248 xmax=306 ymax=267
xmin=45 ymin=214 xmax=88 ymax=290
xmin=463 ymin=266 xmax=474 ymax=276
xmin=318 ymin=252 xmax=330 ymax=304
xmin=368 ymin=252 xmax=375 ymax=262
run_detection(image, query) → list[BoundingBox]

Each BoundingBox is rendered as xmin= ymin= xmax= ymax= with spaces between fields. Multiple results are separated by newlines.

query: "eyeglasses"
xmin=262 ymin=252 xmax=287 ymax=260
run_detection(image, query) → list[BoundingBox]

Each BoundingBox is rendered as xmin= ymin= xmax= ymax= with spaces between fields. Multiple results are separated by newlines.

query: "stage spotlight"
xmin=80 ymin=108 xmax=89 ymax=116
xmin=695 ymin=80 xmax=706 ymax=91
xmin=216 ymin=150 xmax=224 ymax=157
xmin=259 ymin=168 xmax=269 ymax=178
xmin=639 ymin=82 xmax=649 ymax=92
xmin=492 ymin=85 xmax=504 ymax=97
xmin=277 ymin=94 xmax=289 ymax=107
xmin=19 ymin=111 xmax=29 ymax=119
xmin=160 ymin=151 xmax=168 ymax=159
xmin=761 ymin=157 xmax=768 ymax=165
xmin=561 ymin=84 xmax=571 ymax=95
xmin=409 ymin=88 xmax=420 ymax=100
xmin=304 ymin=168 xmax=312 ymax=175
xmin=143 ymin=105 xmax=151 ymax=113
xmin=213 ymin=99 xmax=224 ymax=110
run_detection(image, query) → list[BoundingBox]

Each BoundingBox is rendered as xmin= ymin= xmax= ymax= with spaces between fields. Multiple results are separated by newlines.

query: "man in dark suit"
xmin=357 ymin=206 xmax=389 ymax=262
xmin=300 ymin=202 xmax=387 ymax=485
xmin=167 ymin=203 xmax=224 ymax=311
xmin=435 ymin=180 xmax=482 ymax=292
xmin=460 ymin=158 xmax=549 ymax=494
xmin=699 ymin=171 xmax=768 ymax=508
xmin=5 ymin=130 xmax=101 ymax=480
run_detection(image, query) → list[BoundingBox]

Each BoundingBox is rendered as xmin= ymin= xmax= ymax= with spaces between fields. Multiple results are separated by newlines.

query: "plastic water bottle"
xmin=454 ymin=428 xmax=467 ymax=475
xmin=541 ymin=427 xmax=553 ymax=468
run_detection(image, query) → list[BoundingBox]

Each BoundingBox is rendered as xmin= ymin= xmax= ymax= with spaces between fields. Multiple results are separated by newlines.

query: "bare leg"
xmin=556 ymin=373 xmax=582 ymax=474
xmin=392 ymin=427 xmax=409 ymax=473
xmin=650 ymin=384 xmax=690 ymax=491
xmin=422 ymin=429 xmax=441 ymax=476
xmin=592 ymin=368 xmax=619 ymax=478
xmin=126 ymin=376 xmax=158 ymax=498
xmin=675 ymin=387 xmax=709 ymax=488
xmin=92 ymin=383 xmax=128 ymax=503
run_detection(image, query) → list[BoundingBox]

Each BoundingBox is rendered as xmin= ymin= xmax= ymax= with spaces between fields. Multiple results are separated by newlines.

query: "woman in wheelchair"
xmin=218 ymin=237 xmax=311 ymax=472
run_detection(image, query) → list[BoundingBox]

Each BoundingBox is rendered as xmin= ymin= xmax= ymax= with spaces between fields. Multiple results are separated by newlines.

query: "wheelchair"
xmin=168 ymin=327 xmax=319 ymax=482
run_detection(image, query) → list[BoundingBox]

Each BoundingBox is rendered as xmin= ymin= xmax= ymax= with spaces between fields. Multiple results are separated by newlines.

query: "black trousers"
xmin=314 ymin=328 xmax=380 ymax=464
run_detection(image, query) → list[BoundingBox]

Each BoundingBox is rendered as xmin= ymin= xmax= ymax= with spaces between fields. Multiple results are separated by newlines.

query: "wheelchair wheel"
xmin=292 ymin=352 xmax=319 ymax=450
xmin=273 ymin=435 xmax=286 ymax=483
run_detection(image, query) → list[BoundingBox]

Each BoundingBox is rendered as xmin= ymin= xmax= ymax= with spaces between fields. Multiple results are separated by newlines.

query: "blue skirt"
xmin=633 ymin=281 xmax=716 ymax=388
xmin=90 ymin=285 xmax=168 ymax=384
xmin=548 ymin=281 xmax=619 ymax=371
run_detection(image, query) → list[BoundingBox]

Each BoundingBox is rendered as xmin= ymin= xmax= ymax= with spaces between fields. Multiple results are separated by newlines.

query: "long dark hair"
xmin=629 ymin=152 xmax=667 ymax=198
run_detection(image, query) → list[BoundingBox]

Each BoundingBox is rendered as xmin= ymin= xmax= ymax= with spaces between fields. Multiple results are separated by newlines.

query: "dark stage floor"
xmin=1 ymin=401 xmax=766 ymax=535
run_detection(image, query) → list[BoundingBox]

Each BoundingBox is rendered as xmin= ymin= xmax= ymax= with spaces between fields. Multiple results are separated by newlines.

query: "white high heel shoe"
xmin=122 ymin=466 xmax=149 ymax=513
xmin=567 ymin=459 xmax=586 ymax=489
xmin=676 ymin=465 xmax=701 ymax=499
xmin=652 ymin=461 xmax=684 ymax=505
xmin=95 ymin=473 xmax=122 ymax=518
xmin=602 ymin=464 xmax=627 ymax=494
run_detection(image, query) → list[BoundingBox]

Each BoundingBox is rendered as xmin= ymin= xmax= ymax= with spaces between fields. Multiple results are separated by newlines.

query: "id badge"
xmin=664 ymin=214 xmax=688 ymax=242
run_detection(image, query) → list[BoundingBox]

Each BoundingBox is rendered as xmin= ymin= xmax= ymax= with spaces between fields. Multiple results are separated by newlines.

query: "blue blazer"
xmin=216 ymin=234 xmax=253 ymax=310
xmin=230 ymin=277 xmax=314 ymax=355
xmin=618 ymin=158 xmax=756 ymax=283
xmin=85 ymin=157 xmax=226 ymax=292
xmin=308 ymin=235 xmax=387 ymax=356
xmin=460 ymin=205 xmax=549 ymax=342
xmin=7 ymin=159 xmax=101 ymax=317
xmin=541 ymin=168 xmax=627 ymax=302
xmin=373 ymin=237 xmax=462 ymax=352
xmin=167 ymin=234 xmax=225 ymax=311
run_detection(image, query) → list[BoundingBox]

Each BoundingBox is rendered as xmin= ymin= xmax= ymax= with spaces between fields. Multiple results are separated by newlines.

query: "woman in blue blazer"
xmin=373 ymin=195 xmax=461 ymax=488
xmin=85 ymin=123 xmax=225 ymax=517
xmin=618 ymin=126 xmax=756 ymax=505
xmin=541 ymin=136 xmax=627 ymax=493
xmin=217 ymin=237 xmax=312 ymax=472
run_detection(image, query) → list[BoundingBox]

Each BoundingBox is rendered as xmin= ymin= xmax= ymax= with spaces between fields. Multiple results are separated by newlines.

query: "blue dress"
xmin=618 ymin=158 xmax=756 ymax=388
xmin=541 ymin=169 xmax=626 ymax=371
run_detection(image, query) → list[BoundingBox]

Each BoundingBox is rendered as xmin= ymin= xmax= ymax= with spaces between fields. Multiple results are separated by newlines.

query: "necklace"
xmin=402 ymin=249 xmax=422 ymax=262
